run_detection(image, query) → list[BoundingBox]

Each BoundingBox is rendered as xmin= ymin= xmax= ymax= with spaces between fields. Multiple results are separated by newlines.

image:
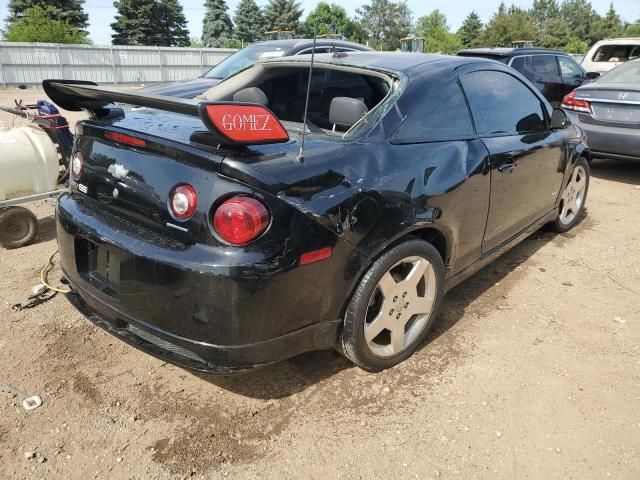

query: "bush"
xmin=3 ymin=6 xmax=90 ymax=44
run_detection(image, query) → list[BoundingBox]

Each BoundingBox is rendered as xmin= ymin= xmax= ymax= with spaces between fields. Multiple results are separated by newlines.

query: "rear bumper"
xmin=65 ymin=283 xmax=340 ymax=373
xmin=57 ymin=192 xmax=360 ymax=372
xmin=567 ymin=112 xmax=640 ymax=160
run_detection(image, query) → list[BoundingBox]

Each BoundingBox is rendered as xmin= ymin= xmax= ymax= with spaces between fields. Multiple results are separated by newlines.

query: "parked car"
xmin=141 ymin=39 xmax=373 ymax=98
xmin=581 ymin=38 xmax=640 ymax=75
xmin=44 ymin=52 xmax=590 ymax=373
xmin=562 ymin=59 xmax=640 ymax=161
xmin=457 ymin=47 xmax=592 ymax=106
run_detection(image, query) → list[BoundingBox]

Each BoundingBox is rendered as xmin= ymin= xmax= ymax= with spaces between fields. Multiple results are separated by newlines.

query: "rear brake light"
xmin=199 ymin=103 xmax=289 ymax=145
xmin=105 ymin=131 xmax=146 ymax=147
xmin=561 ymin=91 xmax=592 ymax=114
xmin=169 ymin=184 xmax=197 ymax=220
xmin=213 ymin=196 xmax=270 ymax=245
xmin=71 ymin=151 xmax=83 ymax=180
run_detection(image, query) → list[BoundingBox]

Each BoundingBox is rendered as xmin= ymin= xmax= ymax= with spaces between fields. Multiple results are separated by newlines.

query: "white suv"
xmin=582 ymin=38 xmax=640 ymax=75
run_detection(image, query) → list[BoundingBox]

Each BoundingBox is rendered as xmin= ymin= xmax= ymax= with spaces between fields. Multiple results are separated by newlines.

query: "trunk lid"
xmin=74 ymin=111 xmax=228 ymax=242
xmin=575 ymin=83 xmax=640 ymax=127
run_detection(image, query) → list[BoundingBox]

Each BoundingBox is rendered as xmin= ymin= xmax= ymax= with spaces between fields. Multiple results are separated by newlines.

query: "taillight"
xmin=199 ymin=103 xmax=289 ymax=145
xmin=71 ymin=151 xmax=83 ymax=180
xmin=561 ymin=91 xmax=592 ymax=114
xmin=105 ymin=131 xmax=146 ymax=147
xmin=213 ymin=196 xmax=270 ymax=245
xmin=169 ymin=184 xmax=197 ymax=220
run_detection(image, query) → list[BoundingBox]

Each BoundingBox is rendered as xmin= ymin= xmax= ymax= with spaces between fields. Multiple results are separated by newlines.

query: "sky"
xmin=0 ymin=0 xmax=638 ymax=45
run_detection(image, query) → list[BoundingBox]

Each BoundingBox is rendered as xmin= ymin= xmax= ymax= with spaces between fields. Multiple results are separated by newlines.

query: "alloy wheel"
xmin=364 ymin=256 xmax=437 ymax=358
xmin=559 ymin=165 xmax=587 ymax=226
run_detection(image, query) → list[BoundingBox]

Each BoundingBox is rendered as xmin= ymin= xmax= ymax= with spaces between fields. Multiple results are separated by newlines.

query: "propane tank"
xmin=0 ymin=121 xmax=60 ymax=201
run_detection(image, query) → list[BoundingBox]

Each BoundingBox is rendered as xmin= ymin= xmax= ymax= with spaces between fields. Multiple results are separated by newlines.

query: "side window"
xmin=460 ymin=70 xmax=546 ymax=135
xmin=558 ymin=56 xmax=584 ymax=80
xmin=531 ymin=55 xmax=560 ymax=78
xmin=510 ymin=57 xmax=532 ymax=81
xmin=297 ymin=47 xmax=332 ymax=55
xmin=393 ymin=81 xmax=474 ymax=143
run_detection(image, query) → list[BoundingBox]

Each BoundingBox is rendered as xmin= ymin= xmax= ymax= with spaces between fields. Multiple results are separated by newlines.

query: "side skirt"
xmin=444 ymin=208 xmax=558 ymax=292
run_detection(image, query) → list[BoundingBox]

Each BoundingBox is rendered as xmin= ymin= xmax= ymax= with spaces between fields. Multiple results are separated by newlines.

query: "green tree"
xmin=6 ymin=0 xmax=88 ymax=31
xmin=263 ymin=0 xmax=303 ymax=34
xmin=560 ymin=0 xmax=601 ymax=44
xmin=531 ymin=0 xmax=560 ymax=25
xmin=457 ymin=11 xmax=483 ymax=48
xmin=152 ymin=0 xmax=190 ymax=46
xmin=3 ymin=5 xmax=89 ymax=43
xmin=356 ymin=0 xmax=413 ymax=51
xmin=234 ymin=0 xmax=264 ymax=44
xmin=303 ymin=2 xmax=358 ymax=40
xmin=415 ymin=10 xmax=461 ymax=54
xmin=596 ymin=3 xmax=624 ymax=39
xmin=537 ymin=16 xmax=571 ymax=49
xmin=202 ymin=0 xmax=233 ymax=47
xmin=564 ymin=37 xmax=588 ymax=53
xmin=624 ymin=20 xmax=640 ymax=37
xmin=477 ymin=3 xmax=537 ymax=47
xmin=111 ymin=0 xmax=157 ymax=45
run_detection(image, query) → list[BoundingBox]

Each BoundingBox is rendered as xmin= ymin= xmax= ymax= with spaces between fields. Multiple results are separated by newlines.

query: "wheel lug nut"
xmin=389 ymin=309 xmax=394 ymax=316
xmin=396 ymin=313 xmax=401 ymax=319
xmin=402 ymin=292 xmax=407 ymax=298
xmin=393 ymin=296 xmax=398 ymax=302
xmin=405 ymin=302 xmax=409 ymax=308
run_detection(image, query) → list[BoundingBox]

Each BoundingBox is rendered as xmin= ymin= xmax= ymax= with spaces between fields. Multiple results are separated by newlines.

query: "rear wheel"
xmin=0 ymin=206 xmax=38 ymax=249
xmin=551 ymin=157 xmax=590 ymax=233
xmin=339 ymin=239 xmax=445 ymax=371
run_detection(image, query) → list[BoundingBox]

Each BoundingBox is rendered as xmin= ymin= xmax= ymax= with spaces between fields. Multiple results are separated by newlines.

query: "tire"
xmin=339 ymin=239 xmax=445 ymax=372
xmin=550 ymin=156 xmax=590 ymax=233
xmin=0 ymin=206 xmax=38 ymax=249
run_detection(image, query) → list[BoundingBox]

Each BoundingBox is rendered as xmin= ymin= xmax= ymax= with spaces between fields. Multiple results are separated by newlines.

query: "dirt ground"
xmin=1 ymin=87 xmax=639 ymax=480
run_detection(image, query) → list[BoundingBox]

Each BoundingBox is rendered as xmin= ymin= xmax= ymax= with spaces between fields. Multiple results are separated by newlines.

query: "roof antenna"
xmin=297 ymin=23 xmax=318 ymax=164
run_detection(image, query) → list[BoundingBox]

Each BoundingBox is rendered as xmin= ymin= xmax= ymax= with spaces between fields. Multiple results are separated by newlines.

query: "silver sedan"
xmin=562 ymin=59 xmax=640 ymax=161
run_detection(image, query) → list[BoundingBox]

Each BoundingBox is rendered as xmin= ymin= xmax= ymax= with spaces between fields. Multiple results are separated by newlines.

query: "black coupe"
xmin=44 ymin=52 xmax=590 ymax=373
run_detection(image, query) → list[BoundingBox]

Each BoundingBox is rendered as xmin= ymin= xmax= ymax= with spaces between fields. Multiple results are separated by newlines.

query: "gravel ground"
xmin=1 ymin=87 xmax=639 ymax=480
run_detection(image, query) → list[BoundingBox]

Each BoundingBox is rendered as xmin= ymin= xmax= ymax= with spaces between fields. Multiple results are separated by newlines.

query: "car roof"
xmin=251 ymin=38 xmax=372 ymax=52
xmin=458 ymin=47 xmax=565 ymax=57
xmin=263 ymin=51 xmax=491 ymax=73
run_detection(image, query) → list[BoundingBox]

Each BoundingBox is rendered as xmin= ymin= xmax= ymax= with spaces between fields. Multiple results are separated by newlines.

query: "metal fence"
xmin=0 ymin=42 xmax=237 ymax=87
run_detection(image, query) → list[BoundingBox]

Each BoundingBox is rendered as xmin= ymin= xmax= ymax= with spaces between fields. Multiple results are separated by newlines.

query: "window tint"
xmin=460 ymin=70 xmax=546 ymax=135
xmin=393 ymin=81 xmax=474 ymax=143
xmin=558 ymin=56 xmax=584 ymax=80
xmin=510 ymin=55 xmax=560 ymax=81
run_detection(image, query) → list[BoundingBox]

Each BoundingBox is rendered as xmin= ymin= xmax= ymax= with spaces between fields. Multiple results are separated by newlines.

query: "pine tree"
xmin=153 ymin=0 xmax=190 ymax=46
xmin=597 ymin=3 xmax=624 ymax=39
xmin=234 ymin=0 xmax=264 ymax=44
xmin=457 ymin=11 xmax=483 ymax=48
xmin=6 ymin=0 xmax=88 ymax=31
xmin=263 ymin=0 xmax=303 ymax=34
xmin=111 ymin=0 xmax=157 ymax=45
xmin=202 ymin=0 xmax=233 ymax=47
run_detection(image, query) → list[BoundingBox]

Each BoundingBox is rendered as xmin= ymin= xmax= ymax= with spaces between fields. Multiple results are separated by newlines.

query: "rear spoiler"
xmin=42 ymin=80 xmax=289 ymax=146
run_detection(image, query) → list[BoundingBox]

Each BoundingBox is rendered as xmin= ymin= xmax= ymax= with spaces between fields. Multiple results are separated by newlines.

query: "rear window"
xmin=591 ymin=44 xmax=640 ymax=63
xmin=597 ymin=60 xmax=640 ymax=83
xmin=392 ymin=81 xmax=475 ymax=143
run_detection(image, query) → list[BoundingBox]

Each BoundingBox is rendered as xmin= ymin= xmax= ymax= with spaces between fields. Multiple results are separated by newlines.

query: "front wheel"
xmin=551 ymin=157 xmax=590 ymax=233
xmin=339 ymin=239 xmax=445 ymax=372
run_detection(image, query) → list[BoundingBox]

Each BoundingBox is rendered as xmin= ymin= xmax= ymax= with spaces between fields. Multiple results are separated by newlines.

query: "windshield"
xmin=203 ymin=44 xmax=287 ymax=79
xmin=597 ymin=60 xmax=640 ymax=84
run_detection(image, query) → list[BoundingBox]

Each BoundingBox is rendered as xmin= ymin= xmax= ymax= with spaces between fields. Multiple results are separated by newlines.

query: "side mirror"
xmin=550 ymin=108 xmax=570 ymax=130
xmin=585 ymin=71 xmax=600 ymax=80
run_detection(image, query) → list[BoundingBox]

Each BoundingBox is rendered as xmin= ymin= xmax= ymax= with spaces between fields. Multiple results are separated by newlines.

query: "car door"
xmin=510 ymin=55 xmax=564 ymax=106
xmin=557 ymin=55 xmax=587 ymax=97
xmin=458 ymin=66 xmax=566 ymax=253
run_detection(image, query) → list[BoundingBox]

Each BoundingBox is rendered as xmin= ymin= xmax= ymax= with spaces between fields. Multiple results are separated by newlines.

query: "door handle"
xmin=498 ymin=156 xmax=517 ymax=174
